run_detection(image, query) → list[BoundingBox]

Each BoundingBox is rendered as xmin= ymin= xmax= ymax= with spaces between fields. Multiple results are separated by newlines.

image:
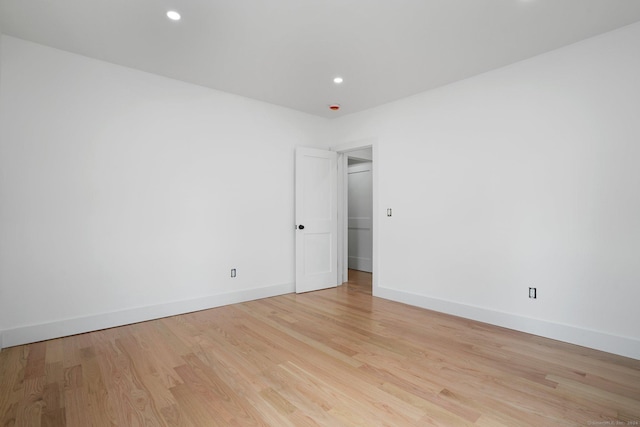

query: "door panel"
xmin=304 ymin=234 xmax=331 ymax=274
xmin=295 ymin=147 xmax=337 ymax=293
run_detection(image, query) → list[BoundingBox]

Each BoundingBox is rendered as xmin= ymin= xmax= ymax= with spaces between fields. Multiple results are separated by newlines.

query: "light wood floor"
xmin=1 ymin=270 xmax=639 ymax=426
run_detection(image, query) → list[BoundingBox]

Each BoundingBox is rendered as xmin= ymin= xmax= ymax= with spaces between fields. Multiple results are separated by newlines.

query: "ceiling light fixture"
xmin=333 ymin=77 xmax=344 ymax=84
xmin=167 ymin=10 xmax=181 ymax=21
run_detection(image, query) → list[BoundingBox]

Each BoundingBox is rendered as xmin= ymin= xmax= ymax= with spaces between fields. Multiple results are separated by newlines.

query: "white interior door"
xmin=295 ymin=147 xmax=338 ymax=293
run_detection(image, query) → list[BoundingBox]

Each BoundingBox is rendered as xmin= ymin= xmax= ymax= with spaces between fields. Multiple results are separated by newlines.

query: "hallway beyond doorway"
xmin=343 ymin=269 xmax=372 ymax=295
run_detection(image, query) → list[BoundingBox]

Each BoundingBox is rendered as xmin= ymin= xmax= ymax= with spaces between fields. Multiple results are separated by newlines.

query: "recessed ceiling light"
xmin=167 ymin=10 xmax=181 ymax=21
xmin=333 ymin=77 xmax=344 ymax=84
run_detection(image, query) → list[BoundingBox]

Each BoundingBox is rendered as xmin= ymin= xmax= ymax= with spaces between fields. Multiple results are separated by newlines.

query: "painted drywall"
xmin=330 ymin=22 xmax=640 ymax=359
xmin=0 ymin=26 xmax=3 ymax=350
xmin=0 ymin=36 xmax=329 ymax=346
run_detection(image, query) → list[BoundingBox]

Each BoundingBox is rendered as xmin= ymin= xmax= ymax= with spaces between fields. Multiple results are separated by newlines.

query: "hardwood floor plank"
xmin=63 ymin=388 xmax=89 ymax=427
xmin=182 ymin=352 xmax=267 ymax=426
xmin=260 ymin=364 xmax=336 ymax=424
xmin=0 ymin=345 xmax=28 ymax=423
xmin=174 ymin=363 xmax=236 ymax=425
xmin=156 ymin=402 xmax=196 ymax=427
xmin=281 ymin=360 xmax=413 ymax=427
xmin=41 ymin=382 xmax=66 ymax=427
xmin=236 ymin=301 xmax=364 ymax=369
xmin=45 ymin=361 xmax=64 ymax=391
xmin=79 ymin=343 xmax=115 ymax=426
xmin=91 ymin=337 xmax=164 ymax=426
xmin=169 ymin=383 xmax=223 ymax=427
xmin=549 ymin=374 xmax=640 ymax=414
xmin=380 ymin=381 xmax=474 ymax=426
xmin=25 ymin=342 xmax=47 ymax=380
xmin=41 ymin=407 xmax=66 ymax=427
xmin=16 ymin=376 xmax=45 ymax=427
xmin=62 ymin=365 xmax=82 ymax=391
xmin=1 ymin=270 xmax=639 ymax=426
xmin=44 ymin=339 xmax=64 ymax=367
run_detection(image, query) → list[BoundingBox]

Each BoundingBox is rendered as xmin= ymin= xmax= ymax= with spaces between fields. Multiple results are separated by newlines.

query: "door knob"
xmin=298 ymin=225 xmax=305 ymax=230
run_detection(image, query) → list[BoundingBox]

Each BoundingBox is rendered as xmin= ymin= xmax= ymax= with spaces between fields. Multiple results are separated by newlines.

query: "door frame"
xmin=333 ymin=138 xmax=378 ymax=294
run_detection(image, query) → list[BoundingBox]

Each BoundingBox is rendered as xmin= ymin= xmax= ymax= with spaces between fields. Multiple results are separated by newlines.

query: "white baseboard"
xmin=2 ymin=282 xmax=294 ymax=348
xmin=375 ymin=287 xmax=640 ymax=360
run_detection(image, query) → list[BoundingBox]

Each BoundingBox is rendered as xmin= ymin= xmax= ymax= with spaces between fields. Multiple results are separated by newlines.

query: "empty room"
xmin=1 ymin=0 xmax=639 ymax=425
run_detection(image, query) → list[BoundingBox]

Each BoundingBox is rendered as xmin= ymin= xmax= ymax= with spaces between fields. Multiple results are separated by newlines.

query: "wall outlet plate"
xmin=529 ymin=287 xmax=537 ymax=299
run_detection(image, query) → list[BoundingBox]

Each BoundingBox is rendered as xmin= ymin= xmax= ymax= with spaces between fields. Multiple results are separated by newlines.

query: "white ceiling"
xmin=2 ymin=0 xmax=640 ymax=118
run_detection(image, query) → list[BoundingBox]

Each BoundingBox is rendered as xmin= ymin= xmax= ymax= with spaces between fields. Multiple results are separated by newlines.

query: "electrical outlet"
xmin=529 ymin=287 xmax=536 ymax=299
xmin=231 ymin=268 xmax=236 ymax=278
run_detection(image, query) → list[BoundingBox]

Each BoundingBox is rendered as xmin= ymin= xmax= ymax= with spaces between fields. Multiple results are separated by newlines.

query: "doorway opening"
xmin=347 ymin=150 xmax=372 ymax=287
xmin=293 ymin=141 xmax=377 ymax=295
xmin=344 ymin=269 xmax=373 ymax=295
xmin=335 ymin=143 xmax=375 ymax=295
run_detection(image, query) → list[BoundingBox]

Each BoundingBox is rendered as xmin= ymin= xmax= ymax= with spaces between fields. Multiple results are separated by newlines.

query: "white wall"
xmin=0 ymin=36 xmax=329 ymax=347
xmin=330 ymin=22 xmax=640 ymax=359
xmin=0 ymin=28 xmax=3 ymax=350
